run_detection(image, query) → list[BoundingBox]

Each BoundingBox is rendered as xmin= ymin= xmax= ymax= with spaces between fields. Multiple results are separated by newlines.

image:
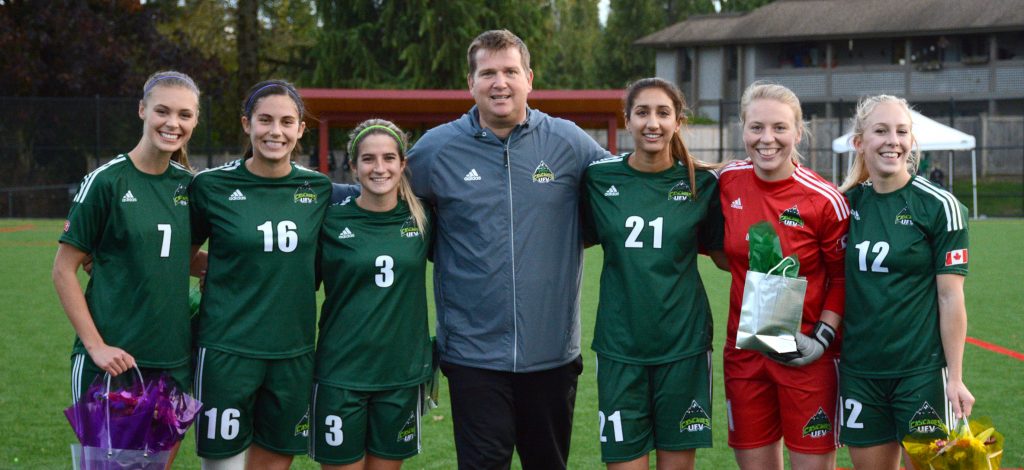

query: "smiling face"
xmin=138 ymin=85 xmax=198 ymax=156
xmin=854 ymin=101 xmax=913 ymax=183
xmin=242 ymin=94 xmax=305 ymax=166
xmin=468 ymin=47 xmax=533 ymax=135
xmin=627 ymin=87 xmax=680 ymax=162
xmin=743 ymin=98 xmax=801 ymax=181
xmin=352 ymin=133 xmax=405 ymax=200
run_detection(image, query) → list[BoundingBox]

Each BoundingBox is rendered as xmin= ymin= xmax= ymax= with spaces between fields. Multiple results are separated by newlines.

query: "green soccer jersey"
xmin=841 ymin=176 xmax=969 ymax=378
xmin=60 ymin=155 xmax=193 ymax=368
xmin=190 ymin=159 xmax=330 ymax=358
xmin=314 ymin=198 xmax=432 ymax=390
xmin=583 ymin=155 xmax=724 ymax=365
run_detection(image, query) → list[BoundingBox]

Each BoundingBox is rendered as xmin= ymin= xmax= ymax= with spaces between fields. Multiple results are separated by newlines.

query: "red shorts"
xmin=723 ymin=347 xmax=839 ymax=454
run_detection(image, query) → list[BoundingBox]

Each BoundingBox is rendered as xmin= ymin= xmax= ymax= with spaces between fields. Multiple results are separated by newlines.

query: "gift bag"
xmin=736 ymin=257 xmax=807 ymax=353
xmin=71 ymin=443 xmax=170 ymax=470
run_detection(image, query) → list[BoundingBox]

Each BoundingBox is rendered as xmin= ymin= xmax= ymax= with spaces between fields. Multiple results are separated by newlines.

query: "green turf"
xmin=0 ymin=218 xmax=1019 ymax=469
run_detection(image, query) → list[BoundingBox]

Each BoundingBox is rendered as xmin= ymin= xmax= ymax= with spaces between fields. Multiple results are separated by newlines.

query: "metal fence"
xmin=2 ymin=96 xmax=1023 ymax=217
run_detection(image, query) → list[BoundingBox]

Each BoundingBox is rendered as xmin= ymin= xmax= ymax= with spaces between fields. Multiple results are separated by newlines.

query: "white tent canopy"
xmin=831 ymin=110 xmax=979 ymax=218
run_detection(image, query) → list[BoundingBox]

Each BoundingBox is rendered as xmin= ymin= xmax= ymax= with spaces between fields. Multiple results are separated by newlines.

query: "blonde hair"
xmin=141 ymin=71 xmax=200 ymax=171
xmin=838 ymin=95 xmax=920 ymax=192
xmin=739 ymin=81 xmax=808 ymax=164
xmin=348 ymin=119 xmax=427 ymax=234
xmin=624 ymin=77 xmax=720 ymax=199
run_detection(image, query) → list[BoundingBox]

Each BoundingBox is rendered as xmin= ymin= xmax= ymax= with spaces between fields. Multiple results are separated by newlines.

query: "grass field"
xmin=1 ymin=218 xmax=1020 ymax=469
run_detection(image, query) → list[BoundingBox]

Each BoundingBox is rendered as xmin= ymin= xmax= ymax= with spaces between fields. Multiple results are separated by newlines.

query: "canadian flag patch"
xmin=945 ymin=249 xmax=968 ymax=266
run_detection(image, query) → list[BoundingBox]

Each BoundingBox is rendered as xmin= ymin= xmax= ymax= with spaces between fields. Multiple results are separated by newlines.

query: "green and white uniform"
xmin=583 ymin=155 xmax=722 ymax=364
xmin=582 ymin=155 xmax=723 ymax=461
xmin=190 ymin=158 xmax=330 ymax=457
xmin=841 ymin=176 xmax=968 ymax=378
xmin=190 ymin=159 xmax=330 ymax=358
xmin=61 ymin=155 xmax=193 ymax=399
xmin=840 ymin=176 xmax=968 ymax=443
xmin=311 ymin=197 xmax=432 ymax=463
xmin=315 ymin=198 xmax=432 ymax=389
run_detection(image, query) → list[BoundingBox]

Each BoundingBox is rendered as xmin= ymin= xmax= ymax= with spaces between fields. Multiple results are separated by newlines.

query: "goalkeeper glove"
xmin=767 ymin=321 xmax=836 ymax=367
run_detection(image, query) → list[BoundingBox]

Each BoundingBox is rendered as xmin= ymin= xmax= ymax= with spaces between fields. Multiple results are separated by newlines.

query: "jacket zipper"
xmin=504 ymin=135 xmax=518 ymax=372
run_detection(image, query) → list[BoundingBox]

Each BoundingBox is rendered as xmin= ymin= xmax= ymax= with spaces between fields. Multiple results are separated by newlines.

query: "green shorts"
xmin=70 ymin=353 xmax=191 ymax=404
xmin=839 ymin=368 xmax=951 ymax=446
xmin=596 ymin=352 xmax=713 ymax=463
xmin=193 ymin=348 xmax=313 ymax=458
xmin=308 ymin=382 xmax=422 ymax=465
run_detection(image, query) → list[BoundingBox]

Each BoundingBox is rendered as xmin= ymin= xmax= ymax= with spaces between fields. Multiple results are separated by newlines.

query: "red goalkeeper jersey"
xmin=718 ymin=160 xmax=850 ymax=350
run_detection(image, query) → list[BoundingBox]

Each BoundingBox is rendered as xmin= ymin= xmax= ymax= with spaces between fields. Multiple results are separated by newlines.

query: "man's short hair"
xmin=467 ymin=29 xmax=531 ymax=77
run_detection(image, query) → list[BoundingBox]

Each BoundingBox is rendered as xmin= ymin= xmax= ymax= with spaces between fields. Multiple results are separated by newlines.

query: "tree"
xmin=597 ymin=0 xmax=663 ymax=88
xmin=539 ymin=0 xmax=602 ymax=89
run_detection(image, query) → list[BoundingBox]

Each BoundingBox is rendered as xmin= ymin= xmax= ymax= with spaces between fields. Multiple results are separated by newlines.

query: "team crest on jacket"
xmin=172 ymin=184 xmax=189 ymax=206
xmin=895 ymin=206 xmax=914 ymax=226
xmin=678 ymin=400 xmax=711 ymax=432
xmin=293 ymin=181 xmax=318 ymax=204
xmin=802 ymin=407 xmax=832 ymax=438
xmin=294 ymin=409 xmax=310 ymax=437
xmin=908 ymin=402 xmax=945 ymax=435
xmin=779 ymin=205 xmax=805 ymax=227
xmin=400 ymin=216 xmax=422 ymax=238
xmin=396 ymin=412 xmax=417 ymax=443
xmin=668 ymin=180 xmax=693 ymax=201
xmin=532 ymin=161 xmax=555 ymax=183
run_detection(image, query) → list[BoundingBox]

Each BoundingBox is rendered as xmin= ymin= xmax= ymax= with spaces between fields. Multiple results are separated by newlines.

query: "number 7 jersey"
xmin=190 ymin=159 xmax=331 ymax=358
xmin=841 ymin=176 xmax=968 ymax=378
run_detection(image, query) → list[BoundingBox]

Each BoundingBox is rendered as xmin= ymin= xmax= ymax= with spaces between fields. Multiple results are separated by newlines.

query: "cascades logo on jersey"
xmin=678 ymin=400 xmax=711 ymax=432
xmin=908 ymin=402 xmax=945 ymax=435
xmin=121 ymin=190 xmax=137 ymax=203
xmin=228 ymin=189 xmax=247 ymax=201
xmin=396 ymin=412 xmax=417 ymax=443
xmin=604 ymin=185 xmax=620 ymax=197
xmin=851 ymin=209 xmax=860 ymax=220
xmin=400 ymin=217 xmax=422 ymax=238
xmin=731 ymin=198 xmax=743 ymax=209
xmin=895 ymin=206 xmax=914 ymax=226
xmin=338 ymin=227 xmax=355 ymax=239
xmin=294 ymin=182 xmax=317 ymax=204
xmin=172 ymin=184 xmax=189 ymax=206
xmin=532 ymin=161 xmax=555 ymax=183
xmin=779 ymin=205 xmax=805 ymax=227
xmin=802 ymin=407 xmax=832 ymax=438
xmin=464 ymin=169 xmax=481 ymax=181
xmin=668 ymin=180 xmax=693 ymax=201
xmin=294 ymin=409 xmax=310 ymax=437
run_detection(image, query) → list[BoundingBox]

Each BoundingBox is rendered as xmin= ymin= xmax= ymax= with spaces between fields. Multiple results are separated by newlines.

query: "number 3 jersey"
xmin=841 ymin=176 xmax=968 ymax=378
xmin=314 ymin=198 xmax=432 ymax=390
xmin=60 ymin=155 xmax=194 ymax=368
xmin=190 ymin=159 xmax=330 ymax=358
xmin=583 ymin=155 xmax=724 ymax=364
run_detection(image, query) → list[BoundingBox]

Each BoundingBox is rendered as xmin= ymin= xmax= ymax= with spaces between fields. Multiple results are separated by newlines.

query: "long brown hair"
xmin=141 ymin=71 xmax=200 ymax=171
xmin=624 ymin=77 xmax=718 ymax=198
xmin=348 ymin=119 xmax=427 ymax=234
xmin=240 ymin=79 xmax=306 ymax=160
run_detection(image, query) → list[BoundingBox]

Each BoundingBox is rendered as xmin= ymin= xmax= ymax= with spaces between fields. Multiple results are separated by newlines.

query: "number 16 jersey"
xmin=190 ymin=159 xmax=331 ymax=358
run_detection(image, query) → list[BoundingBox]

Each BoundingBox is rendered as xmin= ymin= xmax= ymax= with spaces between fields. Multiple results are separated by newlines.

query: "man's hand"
xmin=766 ymin=321 xmax=835 ymax=367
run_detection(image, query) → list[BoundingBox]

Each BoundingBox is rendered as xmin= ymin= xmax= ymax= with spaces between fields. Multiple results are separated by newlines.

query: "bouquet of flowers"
xmin=64 ymin=369 xmax=202 ymax=470
xmin=903 ymin=417 xmax=1004 ymax=470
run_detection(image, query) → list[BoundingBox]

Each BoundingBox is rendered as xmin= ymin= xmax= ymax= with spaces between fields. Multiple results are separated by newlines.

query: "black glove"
xmin=766 ymin=321 xmax=836 ymax=367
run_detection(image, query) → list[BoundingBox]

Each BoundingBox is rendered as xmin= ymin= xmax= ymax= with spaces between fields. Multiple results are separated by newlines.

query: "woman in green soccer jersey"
xmin=582 ymin=78 xmax=723 ymax=470
xmin=190 ymin=80 xmax=331 ymax=470
xmin=53 ymin=70 xmax=202 ymax=467
xmin=838 ymin=95 xmax=973 ymax=469
xmin=309 ymin=119 xmax=431 ymax=470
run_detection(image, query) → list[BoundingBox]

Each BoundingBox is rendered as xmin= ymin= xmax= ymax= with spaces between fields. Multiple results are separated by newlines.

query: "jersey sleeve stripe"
xmin=912 ymin=177 xmax=963 ymax=231
xmin=793 ymin=167 xmax=850 ymax=220
xmin=588 ymin=156 xmax=623 ymax=167
xmin=718 ymin=161 xmax=753 ymax=175
xmin=74 ymin=156 xmax=126 ymax=203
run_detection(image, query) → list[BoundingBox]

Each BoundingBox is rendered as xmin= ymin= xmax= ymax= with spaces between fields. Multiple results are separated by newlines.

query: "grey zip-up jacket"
xmin=407 ymin=107 xmax=608 ymax=372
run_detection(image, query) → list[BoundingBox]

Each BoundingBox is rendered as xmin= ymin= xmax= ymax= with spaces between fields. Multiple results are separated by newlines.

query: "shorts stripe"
xmin=194 ymin=348 xmax=206 ymax=449
xmin=416 ymin=385 xmax=423 ymax=454
xmin=705 ymin=351 xmax=713 ymax=411
xmin=309 ymin=382 xmax=319 ymax=460
xmin=71 ymin=354 xmax=85 ymax=403
xmin=942 ymin=367 xmax=953 ymax=430
xmin=832 ymin=357 xmax=841 ymax=449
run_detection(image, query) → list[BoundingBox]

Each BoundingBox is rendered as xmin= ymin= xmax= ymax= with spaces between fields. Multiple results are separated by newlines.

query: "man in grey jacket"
xmin=407 ymin=30 xmax=608 ymax=469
